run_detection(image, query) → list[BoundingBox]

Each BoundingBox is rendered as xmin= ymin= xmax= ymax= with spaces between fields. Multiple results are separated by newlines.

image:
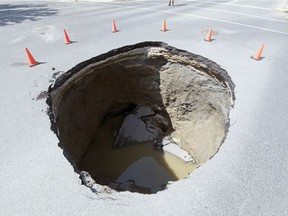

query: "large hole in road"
xmin=47 ymin=42 xmax=235 ymax=194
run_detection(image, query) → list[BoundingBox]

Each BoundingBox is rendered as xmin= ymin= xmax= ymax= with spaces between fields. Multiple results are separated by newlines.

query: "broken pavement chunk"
xmin=113 ymin=106 xmax=170 ymax=148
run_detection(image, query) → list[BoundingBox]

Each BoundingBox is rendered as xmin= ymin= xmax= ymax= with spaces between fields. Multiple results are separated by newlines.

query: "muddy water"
xmin=79 ymin=116 xmax=198 ymax=194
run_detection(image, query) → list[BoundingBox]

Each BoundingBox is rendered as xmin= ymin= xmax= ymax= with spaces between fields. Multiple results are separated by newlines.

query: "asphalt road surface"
xmin=0 ymin=0 xmax=288 ymax=215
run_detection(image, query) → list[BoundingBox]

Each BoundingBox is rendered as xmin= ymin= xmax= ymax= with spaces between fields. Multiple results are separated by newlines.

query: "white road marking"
xmin=188 ymin=0 xmax=271 ymax=11
xmin=167 ymin=10 xmax=288 ymax=35
xmin=98 ymin=3 xmax=288 ymax=36
xmin=186 ymin=4 xmax=288 ymax=24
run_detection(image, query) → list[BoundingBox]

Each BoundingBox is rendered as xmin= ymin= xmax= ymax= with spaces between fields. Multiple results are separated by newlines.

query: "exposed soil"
xmin=47 ymin=41 xmax=235 ymax=193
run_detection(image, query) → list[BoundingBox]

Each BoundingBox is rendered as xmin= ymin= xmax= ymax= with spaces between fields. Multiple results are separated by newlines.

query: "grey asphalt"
xmin=0 ymin=0 xmax=288 ymax=215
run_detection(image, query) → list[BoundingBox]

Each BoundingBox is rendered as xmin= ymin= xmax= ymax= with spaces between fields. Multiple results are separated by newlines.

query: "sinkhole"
xmin=47 ymin=41 xmax=235 ymax=194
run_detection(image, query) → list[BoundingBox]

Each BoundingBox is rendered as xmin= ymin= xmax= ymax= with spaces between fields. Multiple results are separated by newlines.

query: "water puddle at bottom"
xmin=79 ymin=116 xmax=198 ymax=194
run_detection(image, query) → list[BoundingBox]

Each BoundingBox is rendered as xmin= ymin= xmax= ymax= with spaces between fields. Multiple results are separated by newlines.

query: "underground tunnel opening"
xmin=47 ymin=41 xmax=235 ymax=194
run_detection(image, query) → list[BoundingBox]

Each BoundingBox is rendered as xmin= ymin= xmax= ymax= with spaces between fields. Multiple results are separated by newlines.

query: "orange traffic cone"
xmin=204 ymin=27 xmax=212 ymax=42
xmin=64 ymin=29 xmax=71 ymax=44
xmin=161 ymin=19 xmax=167 ymax=32
xmin=25 ymin=48 xmax=37 ymax=67
xmin=112 ymin=19 xmax=117 ymax=33
xmin=251 ymin=43 xmax=264 ymax=61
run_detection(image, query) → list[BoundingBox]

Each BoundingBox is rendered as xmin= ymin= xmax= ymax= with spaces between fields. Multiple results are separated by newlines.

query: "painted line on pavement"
xmin=186 ymin=5 xmax=288 ymax=24
xmin=97 ymin=3 xmax=288 ymax=36
xmin=188 ymin=0 xmax=271 ymax=11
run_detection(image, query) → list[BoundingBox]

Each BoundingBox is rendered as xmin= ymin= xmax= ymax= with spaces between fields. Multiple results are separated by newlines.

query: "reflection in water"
xmin=79 ymin=116 xmax=198 ymax=194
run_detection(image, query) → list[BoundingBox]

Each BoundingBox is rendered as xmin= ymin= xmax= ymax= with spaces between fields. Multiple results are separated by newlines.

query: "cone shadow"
xmin=204 ymin=38 xmax=215 ymax=42
xmin=29 ymin=61 xmax=46 ymax=67
xmin=112 ymin=30 xmax=121 ymax=33
xmin=66 ymin=41 xmax=78 ymax=44
xmin=250 ymin=56 xmax=265 ymax=61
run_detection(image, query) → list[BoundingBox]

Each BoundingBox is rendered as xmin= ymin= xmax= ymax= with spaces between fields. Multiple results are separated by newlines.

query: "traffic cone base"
xmin=251 ymin=56 xmax=262 ymax=61
xmin=25 ymin=48 xmax=38 ymax=67
xmin=251 ymin=43 xmax=264 ymax=61
xmin=204 ymin=38 xmax=212 ymax=42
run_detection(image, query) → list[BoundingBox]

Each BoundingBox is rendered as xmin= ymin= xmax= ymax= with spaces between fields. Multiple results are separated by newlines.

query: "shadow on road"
xmin=0 ymin=4 xmax=58 ymax=26
xmin=173 ymin=4 xmax=188 ymax=7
